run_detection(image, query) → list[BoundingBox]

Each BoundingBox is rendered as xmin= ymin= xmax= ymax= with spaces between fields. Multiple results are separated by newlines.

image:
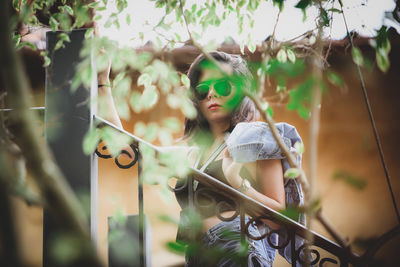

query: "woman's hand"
xmin=222 ymin=149 xmax=244 ymax=189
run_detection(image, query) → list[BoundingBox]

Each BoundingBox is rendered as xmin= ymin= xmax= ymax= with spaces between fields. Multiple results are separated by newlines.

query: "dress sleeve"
xmin=225 ymin=121 xmax=302 ymax=168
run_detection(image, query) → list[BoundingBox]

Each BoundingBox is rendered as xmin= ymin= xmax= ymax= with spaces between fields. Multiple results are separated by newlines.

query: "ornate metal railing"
xmin=94 ymin=115 xmax=399 ymax=267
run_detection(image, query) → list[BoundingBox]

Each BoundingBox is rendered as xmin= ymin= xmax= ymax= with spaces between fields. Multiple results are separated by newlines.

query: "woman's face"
xmin=197 ymin=63 xmax=234 ymax=125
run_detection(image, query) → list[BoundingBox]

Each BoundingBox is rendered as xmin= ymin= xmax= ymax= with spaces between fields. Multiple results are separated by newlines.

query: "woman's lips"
xmin=208 ymin=103 xmax=221 ymax=110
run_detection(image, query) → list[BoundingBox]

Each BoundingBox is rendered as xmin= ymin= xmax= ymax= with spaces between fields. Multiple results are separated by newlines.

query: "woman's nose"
xmin=206 ymin=86 xmax=218 ymax=99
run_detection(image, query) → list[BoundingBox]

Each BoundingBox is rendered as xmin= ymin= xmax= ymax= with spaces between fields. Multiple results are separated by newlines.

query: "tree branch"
xmin=0 ymin=1 xmax=102 ymax=266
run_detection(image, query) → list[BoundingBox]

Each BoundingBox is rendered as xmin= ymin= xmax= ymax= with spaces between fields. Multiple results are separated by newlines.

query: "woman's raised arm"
xmin=97 ymin=52 xmax=123 ymax=129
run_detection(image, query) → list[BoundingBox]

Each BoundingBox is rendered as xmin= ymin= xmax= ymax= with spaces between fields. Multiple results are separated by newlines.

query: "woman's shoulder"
xmin=225 ymin=121 xmax=302 ymax=163
xmin=228 ymin=121 xmax=301 ymax=143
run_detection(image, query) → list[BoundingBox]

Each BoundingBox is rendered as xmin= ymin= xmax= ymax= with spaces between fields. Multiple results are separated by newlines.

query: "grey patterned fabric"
xmin=225 ymin=121 xmax=306 ymax=265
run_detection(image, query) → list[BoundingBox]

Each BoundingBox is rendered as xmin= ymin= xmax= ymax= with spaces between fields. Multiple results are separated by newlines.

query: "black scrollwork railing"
xmin=189 ymin=168 xmax=352 ymax=266
xmin=95 ymin=143 xmax=139 ymax=169
xmin=93 ymin=115 xmax=399 ymax=267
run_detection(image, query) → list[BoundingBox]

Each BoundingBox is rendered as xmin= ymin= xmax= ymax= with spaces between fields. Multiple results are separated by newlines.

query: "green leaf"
xmin=114 ymin=77 xmax=131 ymax=98
xmin=137 ymin=73 xmax=152 ymax=87
xmin=287 ymin=49 xmax=296 ymax=63
xmin=83 ymin=128 xmax=101 ymax=154
xmin=88 ymin=2 xmax=100 ymax=8
xmin=112 ymin=208 xmax=127 ymax=225
xmin=94 ymin=14 xmax=102 ymax=21
xmin=158 ymin=214 xmax=179 ymax=225
xmin=328 ymin=8 xmax=341 ymax=13
xmin=50 ymin=234 xmax=81 ymax=264
xmin=376 ymin=49 xmax=390 ymax=72
xmin=81 ymin=65 xmax=93 ymax=87
xmin=43 ymin=55 xmax=51 ymax=67
xmin=182 ymin=99 xmax=197 ymax=119
xmin=273 ymin=0 xmax=284 ymax=11
xmin=261 ymin=101 xmax=269 ymax=111
xmin=71 ymin=72 xmax=82 ymax=91
xmin=158 ymin=128 xmax=173 ymax=146
xmin=16 ymin=41 xmax=36 ymax=51
xmin=113 ymin=72 xmax=126 ymax=86
xmin=326 ymin=71 xmax=343 ymax=87
xmin=248 ymin=42 xmax=256 ymax=53
xmin=320 ymin=8 xmax=330 ymax=27
xmin=101 ymin=127 xmax=132 ymax=156
xmin=181 ymin=74 xmax=190 ymax=88
xmin=73 ymin=4 xmax=91 ymax=28
xmin=376 ymin=26 xmax=390 ymax=53
xmin=277 ymin=49 xmax=287 ymax=63
xmin=266 ymin=106 xmax=274 ymax=117
xmin=280 ymin=206 xmax=301 ymax=221
xmin=166 ymin=241 xmax=186 ymax=254
xmin=134 ymin=121 xmax=147 ymax=137
xmin=49 ymin=16 xmax=59 ymax=31
xmin=294 ymin=141 xmax=304 ymax=154
xmin=333 ymin=170 xmax=367 ymax=190
xmin=141 ymin=86 xmax=159 ymax=109
xmin=13 ymin=33 xmax=21 ymax=47
xmin=144 ymin=123 xmax=159 ymax=142
xmin=58 ymin=33 xmax=71 ymax=42
xmin=64 ymin=5 xmax=74 ymax=15
xmin=96 ymin=53 xmax=110 ymax=73
xmin=20 ymin=4 xmax=32 ymax=23
xmin=126 ymin=14 xmax=131 ymax=25
xmin=162 ymin=117 xmax=181 ymax=133
xmin=295 ymin=0 xmax=311 ymax=10
xmin=54 ymin=40 xmax=65 ymax=50
xmin=116 ymin=0 xmax=126 ymax=13
xmin=12 ymin=0 xmax=19 ymax=10
xmin=287 ymin=77 xmax=313 ymax=120
xmin=167 ymin=94 xmax=180 ymax=109
xmin=309 ymin=35 xmax=316 ymax=45
xmin=115 ymin=100 xmax=130 ymax=120
xmin=85 ymin=28 xmax=94 ymax=39
xmin=276 ymin=84 xmax=286 ymax=92
xmin=284 ymin=168 xmax=300 ymax=179
xmin=351 ymin=47 xmax=364 ymax=66
xmin=130 ymin=91 xmax=142 ymax=113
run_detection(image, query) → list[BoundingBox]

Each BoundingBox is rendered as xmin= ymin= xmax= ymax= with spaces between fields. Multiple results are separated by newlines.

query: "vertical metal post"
xmin=138 ymin=154 xmax=145 ymax=267
xmin=291 ymin=231 xmax=297 ymax=267
xmin=188 ymin=176 xmax=194 ymax=241
xmin=240 ymin=205 xmax=245 ymax=242
xmin=44 ymin=29 xmax=98 ymax=266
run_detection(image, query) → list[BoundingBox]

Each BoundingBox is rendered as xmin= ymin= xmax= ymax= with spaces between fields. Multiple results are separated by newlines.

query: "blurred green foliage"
xmin=10 ymin=0 xmax=396 ymax=262
xmin=332 ymin=170 xmax=367 ymax=190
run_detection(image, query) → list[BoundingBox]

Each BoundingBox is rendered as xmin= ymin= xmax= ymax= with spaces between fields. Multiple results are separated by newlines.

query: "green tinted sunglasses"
xmin=195 ymin=78 xmax=232 ymax=100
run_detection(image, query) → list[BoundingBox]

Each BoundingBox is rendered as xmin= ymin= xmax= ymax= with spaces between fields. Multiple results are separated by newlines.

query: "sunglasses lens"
xmin=195 ymin=79 xmax=232 ymax=100
xmin=214 ymin=80 xmax=232 ymax=96
xmin=195 ymin=83 xmax=209 ymax=100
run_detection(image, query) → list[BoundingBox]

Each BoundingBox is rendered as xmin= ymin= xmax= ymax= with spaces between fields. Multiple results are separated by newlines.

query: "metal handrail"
xmin=94 ymin=115 xmax=363 ymax=266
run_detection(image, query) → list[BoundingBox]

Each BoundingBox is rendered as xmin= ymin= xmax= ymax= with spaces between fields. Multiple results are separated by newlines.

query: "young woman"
xmin=99 ymin=51 xmax=304 ymax=266
xmin=174 ymin=51 xmax=305 ymax=267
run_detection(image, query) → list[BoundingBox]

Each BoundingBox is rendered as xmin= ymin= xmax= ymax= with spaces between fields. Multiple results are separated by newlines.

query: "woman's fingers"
xmin=222 ymin=149 xmax=243 ymax=188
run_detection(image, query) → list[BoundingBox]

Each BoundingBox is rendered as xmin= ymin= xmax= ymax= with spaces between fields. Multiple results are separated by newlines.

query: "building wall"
xmin=12 ymin=43 xmax=400 ymax=266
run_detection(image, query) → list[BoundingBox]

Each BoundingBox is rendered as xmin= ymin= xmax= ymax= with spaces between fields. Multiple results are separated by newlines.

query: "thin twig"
xmin=339 ymin=0 xmax=400 ymax=224
xmin=316 ymin=210 xmax=349 ymax=249
xmin=245 ymin=93 xmax=309 ymax=192
xmin=281 ymin=28 xmax=317 ymax=45
xmin=258 ymin=10 xmax=281 ymax=97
